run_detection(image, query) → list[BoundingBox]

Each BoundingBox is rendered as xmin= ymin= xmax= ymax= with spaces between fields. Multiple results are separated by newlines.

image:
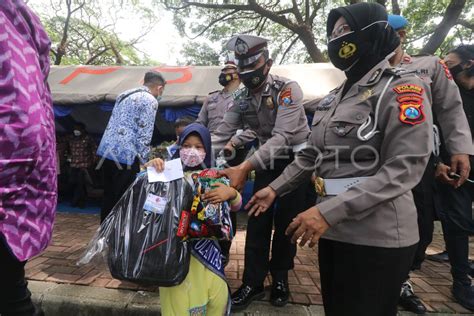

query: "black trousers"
xmin=100 ymin=158 xmax=140 ymax=222
xmin=319 ymin=238 xmax=417 ymax=316
xmin=242 ymin=157 xmax=314 ymax=286
xmin=410 ymin=159 xmax=436 ymax=271
xmin=69 ymin=167 xmax=87 ymax=207
xmin=0 ymin=239 xmax=36 ymax=316
xmin=437 ymin=180 xmax=474 ymax=286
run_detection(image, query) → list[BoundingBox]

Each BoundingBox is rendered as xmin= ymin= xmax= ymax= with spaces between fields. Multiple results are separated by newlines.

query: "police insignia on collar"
xmin=265 ymin=96 xmax=274 ymax=109
xmin=367 ymin=69 xmax=382 ymax=84
xmin=393 ymin=84 xmax=423 ymax=95
xmin=316 ymin=94 xmax=335 ymax=111
xmin=439 ymin=60 xmax=453 ymax=80
xmin=359 ymin=88 xmax=373 ymax=101
xmin=394 ymin=84 xmax=425 ymax=125
xmin=279 ymin=88 xmax=292 ymax=106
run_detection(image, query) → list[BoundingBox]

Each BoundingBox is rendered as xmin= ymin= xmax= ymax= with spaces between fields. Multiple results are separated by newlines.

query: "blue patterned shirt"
xmin=97 ymin=86 xmax=158 ymax=165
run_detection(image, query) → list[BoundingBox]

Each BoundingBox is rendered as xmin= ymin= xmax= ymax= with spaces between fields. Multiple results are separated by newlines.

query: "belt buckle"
xmin=314 ymin=176 xmax=326 ymax=197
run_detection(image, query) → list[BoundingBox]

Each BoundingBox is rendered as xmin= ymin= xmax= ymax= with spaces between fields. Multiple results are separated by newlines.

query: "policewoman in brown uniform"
xmin=212 ymin=35 xmax=312 ymax=310
xmin=247 ymin=3 xmax=433 ymax=315
xmin=388 ymin=15 xmax=473 ymax=314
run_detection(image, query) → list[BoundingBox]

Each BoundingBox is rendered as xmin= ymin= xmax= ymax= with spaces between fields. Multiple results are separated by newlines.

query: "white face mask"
xmin=73 ymin=130 xmax=82 ymax=137
xmin=179 ymin=147 xmax=206 ymax=167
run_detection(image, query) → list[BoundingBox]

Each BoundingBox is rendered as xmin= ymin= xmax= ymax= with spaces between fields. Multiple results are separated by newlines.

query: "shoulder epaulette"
xmin=208 ymin=90 xmax=220 ymax=95
xmin=384 ymin=67 xmax=417 ymax=77
xmin=272 ymin=79 xmax=286 ymax=91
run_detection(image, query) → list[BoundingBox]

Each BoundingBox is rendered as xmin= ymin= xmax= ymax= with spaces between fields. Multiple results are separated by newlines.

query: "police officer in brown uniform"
xmin=196 ymin=57 xmax=254 ymax=264
xmin=196 ymin=57 xmax=241 ymax=135
xmin=212 ymin=34 xmax=311 ymax=310
xmin=388 ymin=15 xmax=473 ymax=314
xmin=247 ymin=3 xmax=433 ymax=316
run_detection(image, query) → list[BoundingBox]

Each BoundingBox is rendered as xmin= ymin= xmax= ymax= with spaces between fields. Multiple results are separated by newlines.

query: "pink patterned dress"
xmin=0 ymin=0 xmax=57 ymax=262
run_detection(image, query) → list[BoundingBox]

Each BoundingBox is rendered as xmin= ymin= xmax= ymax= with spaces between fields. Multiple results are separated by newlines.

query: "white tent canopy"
xmin=48 ymin=64 xmax=346 ymax=108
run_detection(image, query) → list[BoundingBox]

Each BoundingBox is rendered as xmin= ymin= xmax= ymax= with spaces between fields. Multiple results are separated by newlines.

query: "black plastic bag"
xmin=79 ymin=172 xmax=193 ymax=287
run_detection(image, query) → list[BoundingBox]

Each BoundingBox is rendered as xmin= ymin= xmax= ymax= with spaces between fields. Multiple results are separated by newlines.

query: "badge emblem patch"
xmin=279 ymin=88 xmax=292 ymax=106
xmin=393 ymin=84 xmax=423 ymax=95
xmin=399 ymin=102 xmax=425 ymax=125
xmin=339 ymin=41 xmax=357 ymax=59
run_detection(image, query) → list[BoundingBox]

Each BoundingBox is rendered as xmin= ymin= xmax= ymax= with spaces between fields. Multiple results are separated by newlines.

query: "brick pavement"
xmin=26 ymin=213 xmax=474 ymax=314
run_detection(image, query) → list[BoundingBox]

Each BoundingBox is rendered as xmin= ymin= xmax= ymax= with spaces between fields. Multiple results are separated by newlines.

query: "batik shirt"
xmin=0 ymin=0 xmax=57 ymax=261
xmin=97 ymin=86 xmax=158 ymax=165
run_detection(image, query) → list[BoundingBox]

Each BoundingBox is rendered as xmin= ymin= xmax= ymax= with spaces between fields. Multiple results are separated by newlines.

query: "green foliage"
xmin=402 ymin=0 xmax=473 ymax=56
xmin=161 ymin=0 xmax=473 ymax=64
xmin=180 ymin=41 xmax=221 ymax=66
xmin=33 ymin=0 xmax=159 ymax=65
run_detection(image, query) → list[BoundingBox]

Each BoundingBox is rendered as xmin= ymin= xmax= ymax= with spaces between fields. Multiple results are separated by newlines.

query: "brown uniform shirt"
xmin=270 ymin=58 xmax=433 ymax=248
xmin=196 ymin=90 xmax=234 ymax=134
xmin=196 ymin=89 xmax=257 ymax=143
xmin=212 ymin=74 xmax=310 ymax=170
xmin=400 ymin=53 xmax=473 ymax=155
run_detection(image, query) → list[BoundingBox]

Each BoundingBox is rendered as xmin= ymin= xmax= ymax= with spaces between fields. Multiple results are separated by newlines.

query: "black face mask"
xmin=218 ymin=73 xmax=236 ymax=87
xmin=327 ymin=31 xmax=370 ymax=72
xmin=239 ymin=62 xmax=268 ymax=90
xmin=449 ymin=64 xmax=465 ymax=78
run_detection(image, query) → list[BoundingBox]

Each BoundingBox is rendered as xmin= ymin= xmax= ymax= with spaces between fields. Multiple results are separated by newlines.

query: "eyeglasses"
xmin=329 ymin=24 xmax=352 ymax=41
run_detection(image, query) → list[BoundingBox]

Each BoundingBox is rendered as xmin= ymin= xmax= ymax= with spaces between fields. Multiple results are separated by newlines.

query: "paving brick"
xmin=411 ymin=277 xmax=439 ymax=293
xmin=43 ymin=265 xmax=77 ymax=274
xmin=22 ymin=213 xmax=471 ymax=309
xmin=297 ymin=276 xmax=315 ymax=286
xmin=25 ymin=256 xmax=50 ymax=269
xmin=427 ymin=302 xmax=454 ymax=313
xmin=444 ymin=302 xmax=473 ymax=313
xmin=75 ymin=269 xmax=103 ymax=285
xmin=46 ymin=273 xmax=82 ymax=283
xmin=423 ymin=277 xmax=452 ymax=286
xmin=308 ymin=294 xmax=323 ymax=305
xmin=89 ymin=278 xmax=112 ymax=288
xmin=290 ymin=285 xmax=320 ymax=295
xmin=417 ymin=292 xmax=449 ymax=302
xmin=290 ymin=293 xmax=310 ymax=304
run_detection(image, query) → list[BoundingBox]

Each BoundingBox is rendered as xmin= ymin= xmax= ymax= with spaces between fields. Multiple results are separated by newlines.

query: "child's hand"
xmin=203 ymin=182 xmax=236 ymax=204
xmin=144 ymin=158 xmax=165 ymax=172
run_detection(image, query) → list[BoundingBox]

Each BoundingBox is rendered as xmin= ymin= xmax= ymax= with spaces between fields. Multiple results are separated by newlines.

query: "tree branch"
xmin=291 ymin=0 xmax=304 ymax=24
xmin=421 ymin=0 xmax=467 ymax=54
xmin=391 ymin=0 xmax=401 ymax=15
xmin=280 ymin=35 xmax=299 ymax=64
xmin=189 ymin=9 xmax=239 ymax=39
xmin=457 ymin=19 xmax=474 ymax=31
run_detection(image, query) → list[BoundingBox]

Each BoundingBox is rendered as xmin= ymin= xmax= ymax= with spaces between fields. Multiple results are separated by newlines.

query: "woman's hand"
xmin=245 ymin=186 xmax=277 ymax=217
xmin=144 ymin=158 xmax=165 ymax=173
xmin=203 ymin=182 xmax=237 ymax=204
xmin=285 ymin=206 xmax=330 ymax=248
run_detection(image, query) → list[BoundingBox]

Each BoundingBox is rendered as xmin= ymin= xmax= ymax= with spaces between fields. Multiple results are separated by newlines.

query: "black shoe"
xmin=452 ymin=283 xmax=474 ymax=311
xmin=270 ymin=279 xmax=290 ymax=307
xmin=426 ymin=250 xmax=449 ymax=263
xmin=399 ymin=281 xmax=427 ymax=314
xmin=231 ymin=284 xmax=265 ymax=311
